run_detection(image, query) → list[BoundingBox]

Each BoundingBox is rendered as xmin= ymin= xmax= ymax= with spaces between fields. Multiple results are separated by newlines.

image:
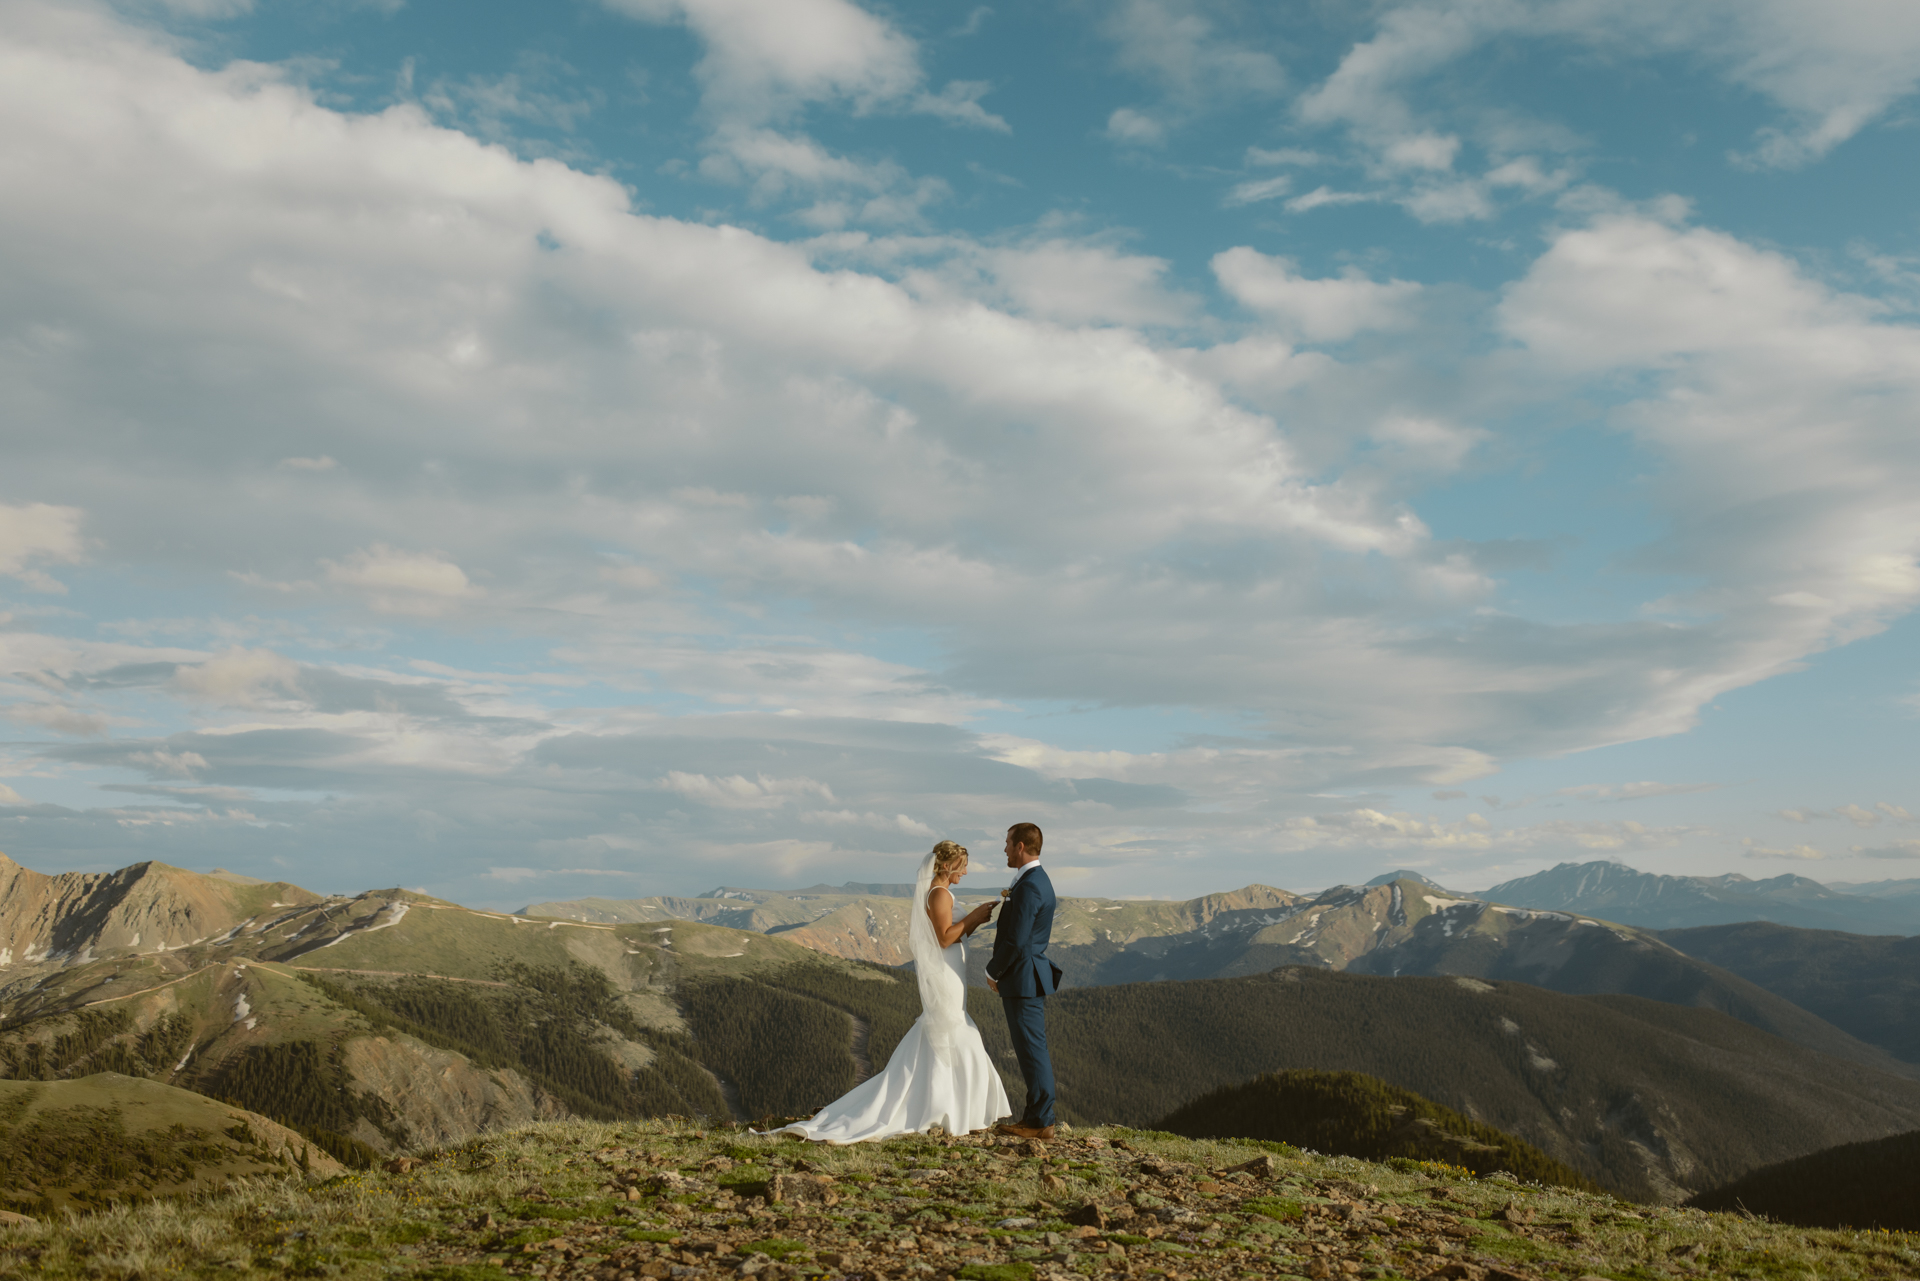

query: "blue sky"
xmin=3 ymin=0 xmax=1920 ymax=907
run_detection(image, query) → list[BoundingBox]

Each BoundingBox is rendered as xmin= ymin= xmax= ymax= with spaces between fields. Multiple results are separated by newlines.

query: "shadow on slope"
xmin=959 ymin=967 xmax=1920 ymax=1204
xmin=1686 ymin=1128 xmax=1920 ymax=1231
xmin=1157 ymin=1069 xmax=1601 ymax=1192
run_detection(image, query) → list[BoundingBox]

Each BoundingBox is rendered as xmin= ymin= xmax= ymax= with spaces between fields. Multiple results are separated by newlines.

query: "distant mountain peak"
xmin=1364 ymin=870 xmax=1450 ymax=889
xmin=1487 ymin=860 xmax=1916 ymax=935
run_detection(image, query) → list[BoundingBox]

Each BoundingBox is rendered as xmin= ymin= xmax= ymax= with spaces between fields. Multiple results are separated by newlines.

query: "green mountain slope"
xmin=957 ymin=966 xmax=1920 ymax=1203
xmin=1158 ymin=1068 xmax=1601 ymax=1191
xmin=0 ymin=882 xmax=909 ymax=1157
xmin=0 ymin=1072 xmax=345 ymax=1214
xmin=1658 ymin=921 xmax=1920 ymax=1065
xmin=1687 ymin=1128 xmax=1920 ymax=1230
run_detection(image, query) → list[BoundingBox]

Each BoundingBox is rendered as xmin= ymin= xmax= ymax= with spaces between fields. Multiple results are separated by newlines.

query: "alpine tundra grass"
xmin=0 ymin=1118 xmax=1914 ymax=1281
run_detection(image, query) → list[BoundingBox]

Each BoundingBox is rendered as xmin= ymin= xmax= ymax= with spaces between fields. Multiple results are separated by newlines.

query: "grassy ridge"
xmin=1157 ymin=1069 xmax=1602 ymax=1192
xmin=0 ymin=1075 xmax=333 ymax=1215
xmin=2 ymin=1117 xmax=1916 ymax=1281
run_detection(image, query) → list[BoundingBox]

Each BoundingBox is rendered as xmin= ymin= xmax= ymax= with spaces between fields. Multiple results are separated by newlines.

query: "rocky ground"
xmin=0 ymin=1119 xmax=1915 ymax=1280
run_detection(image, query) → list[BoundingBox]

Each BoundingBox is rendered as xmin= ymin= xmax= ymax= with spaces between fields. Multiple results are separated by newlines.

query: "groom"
xmin=986 ymin=822 xmax=1063 ymax=1140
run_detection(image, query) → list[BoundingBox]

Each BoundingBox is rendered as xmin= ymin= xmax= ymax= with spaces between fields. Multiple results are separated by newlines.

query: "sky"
xmin=3 ymin=0 xmax=1920 ymax=908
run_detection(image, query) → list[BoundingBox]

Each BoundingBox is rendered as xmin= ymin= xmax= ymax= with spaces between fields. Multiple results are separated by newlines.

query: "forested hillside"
xmin=1660 ymin=921 xmax=1920 ymax=1065
xmin=1158 ymin=1068 xmax=1601 ymax=1191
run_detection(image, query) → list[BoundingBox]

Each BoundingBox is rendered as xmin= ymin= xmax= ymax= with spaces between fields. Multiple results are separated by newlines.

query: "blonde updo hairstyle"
xmin=930 ymin=840 xmax=969 ymax=881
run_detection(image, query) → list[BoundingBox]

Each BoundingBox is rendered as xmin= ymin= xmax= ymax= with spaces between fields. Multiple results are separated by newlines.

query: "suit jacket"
xmin=987 ymin=863 xmax=1065 ymax=998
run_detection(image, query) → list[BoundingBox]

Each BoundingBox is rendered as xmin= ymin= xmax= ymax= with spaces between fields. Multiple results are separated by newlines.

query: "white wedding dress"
xmin=766 ymin=853 xmax=1011 ymax=1144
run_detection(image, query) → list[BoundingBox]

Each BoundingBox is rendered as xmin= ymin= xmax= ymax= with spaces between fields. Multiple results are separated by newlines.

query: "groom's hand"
xmin=987 ymin=977 xmax=998 ymax=994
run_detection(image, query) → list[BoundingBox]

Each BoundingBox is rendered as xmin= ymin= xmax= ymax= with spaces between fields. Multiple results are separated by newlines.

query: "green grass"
xmin=0 ymin=1115 xmax=1913 ymax=1281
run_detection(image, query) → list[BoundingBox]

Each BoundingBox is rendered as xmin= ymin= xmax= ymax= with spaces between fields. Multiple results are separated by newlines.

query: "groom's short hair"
xmin=1007 ymin=822 xmax=1043 ymax=856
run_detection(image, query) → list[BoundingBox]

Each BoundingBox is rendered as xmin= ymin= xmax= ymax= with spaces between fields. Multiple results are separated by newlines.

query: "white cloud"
xmin=1213 ymin=248 xmax=1421 ymax=342
xmin=128 ymin=749 xmax=210 ymax=778
xmin=1103 ymin=107 xmax=1166 ymax=147
xmin=0 ymin=502 xmax=84 ymax=592
xmin=171 ymin=647 xmax=303 ymax=707
xmin=6 ymin=702 xmax=111 ymax=737
xmin=1100 ymin=0 xmax=1285 ymax=105
xmin=1284 ymin=187 xmax=1375 ymax=214
xmin=605 ymin=0 xmax=976 ymax=222
xmin=1498 ymin=212 xmax=1920 ymax=740
xmin=661 ymin=771 xmax=835 ymax=809
xmin=608 ymin=0 xmax=919 ymax=120
xmin=800 ymin=809 xmax=934 ymax=837
xmin=971 ymin=241 xmax=1196 ymax=327
xmin=1382 ymin=131 xmax=1459 ymax=171
xmin=0 ymin=783 xmax=25 ymax=805
xmin=913 ymin=80 xmax=1009 ymax=133
xmin=4 ymin=3 xmax=1920 ymax=903
xmin=323 ymin=546 xmax=476 ymax=615
xmin=1298 ymin=0 xmax=1920 ymax=177
xmin=1223 ymin=175 xmax=1291 ymax=207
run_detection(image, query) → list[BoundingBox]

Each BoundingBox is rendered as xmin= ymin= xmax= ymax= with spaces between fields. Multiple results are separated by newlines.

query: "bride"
xmin=768 ymin=841 xmax=1011 ymax=1143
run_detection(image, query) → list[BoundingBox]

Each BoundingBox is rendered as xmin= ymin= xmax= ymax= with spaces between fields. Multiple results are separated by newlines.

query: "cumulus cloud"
xmin=1104 ymin=107 xmax=1166 ymax=147
xmin=1213 ymin=248 xmax=1421 ymax=343
xmin=605 ymin=0 xmax=994 ymax=222
xmin=2 ymin=2 xmax=1919 ymax=904
xmin=1498 ymin=211 xmax=1920 ymax=741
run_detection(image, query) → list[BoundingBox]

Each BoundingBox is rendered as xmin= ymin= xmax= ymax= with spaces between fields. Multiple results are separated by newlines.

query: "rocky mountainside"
xmin=4 ymin=851 xmax=1916 ymax=1204
xmin=0 ymin=855 xmax=899 ymax=1162
xmin=1484 ymin=860 xmax=1920 ymax=934
xmin=537 ymin=874 xmax=1905 ymax=1075
xmin=0 ymin=854 xmax=322 ymax=967
xmin=524 ymin=884 xmax=1306 ymax=969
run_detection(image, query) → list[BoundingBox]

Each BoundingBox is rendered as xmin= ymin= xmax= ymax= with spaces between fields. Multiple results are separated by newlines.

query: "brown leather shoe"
xmin=993 ymin=1122 xmax=1057 ymax=1140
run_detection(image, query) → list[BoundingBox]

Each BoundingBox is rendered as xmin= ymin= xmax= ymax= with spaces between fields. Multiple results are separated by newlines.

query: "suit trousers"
xmin=1000 ymin=991 xmax=1056 ymax=1127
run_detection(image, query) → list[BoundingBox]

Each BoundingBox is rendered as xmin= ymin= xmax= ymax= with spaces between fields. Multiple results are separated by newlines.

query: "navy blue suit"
xmin=986 ymin=863 xmax=1064 ymax=1126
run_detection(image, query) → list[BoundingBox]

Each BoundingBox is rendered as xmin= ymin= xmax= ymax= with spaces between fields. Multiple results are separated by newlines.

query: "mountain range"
xmin=534 ymin=871 xmax=1916 ymax=1073
xmin=4 ymin=850 xmax=1920 ymax=1205
xmin=1484 ymin=861 xmax=1920 ymax=934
